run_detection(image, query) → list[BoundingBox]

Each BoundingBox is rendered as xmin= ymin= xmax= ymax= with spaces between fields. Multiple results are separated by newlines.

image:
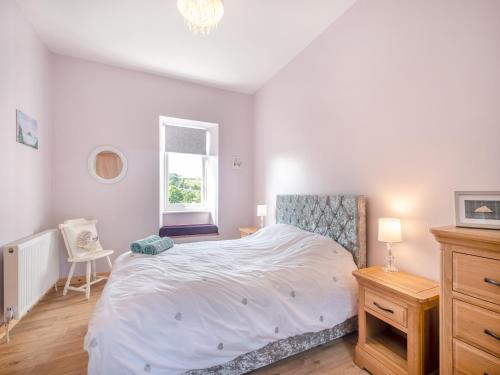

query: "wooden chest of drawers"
xmin=431 ymin=226 xmax=500 ymax=374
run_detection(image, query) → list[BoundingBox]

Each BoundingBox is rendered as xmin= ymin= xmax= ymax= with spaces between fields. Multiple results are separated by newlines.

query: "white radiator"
xmin=3 ymin=229 xmax=60 ymax=320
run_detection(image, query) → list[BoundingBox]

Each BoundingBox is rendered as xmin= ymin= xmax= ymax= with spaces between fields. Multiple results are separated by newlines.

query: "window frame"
xmin=164 ymin=151 xmax=209 ymax=212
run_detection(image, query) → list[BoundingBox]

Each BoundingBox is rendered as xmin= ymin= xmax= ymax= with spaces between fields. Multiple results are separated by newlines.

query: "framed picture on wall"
xmin=16 ymin=109 xmax=38 ymax=149
xmin=455 ymin=191 xmax=500 ymax=230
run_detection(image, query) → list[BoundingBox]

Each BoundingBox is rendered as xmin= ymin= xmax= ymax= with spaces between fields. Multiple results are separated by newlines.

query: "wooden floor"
xmin=0 ymin=281 xmax=367 ymax=375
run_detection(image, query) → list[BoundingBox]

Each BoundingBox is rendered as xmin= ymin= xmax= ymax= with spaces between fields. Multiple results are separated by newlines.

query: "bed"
xmin=85 ymin=194 xmax=367 ymax=374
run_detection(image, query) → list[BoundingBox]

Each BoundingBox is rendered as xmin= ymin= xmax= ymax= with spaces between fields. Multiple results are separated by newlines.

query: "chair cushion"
xmin=62 ymin=220 xmax=103 ymax=258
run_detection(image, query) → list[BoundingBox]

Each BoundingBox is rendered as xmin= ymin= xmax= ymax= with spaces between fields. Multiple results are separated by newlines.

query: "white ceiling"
xmin=16 ymin=0 xmax=356 ymax=93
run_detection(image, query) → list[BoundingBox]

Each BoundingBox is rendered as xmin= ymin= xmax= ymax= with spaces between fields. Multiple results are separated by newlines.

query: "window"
xmin=167 ymin=152 xmax=205 ymax=208
xmin=160 ymin=117 xmax=218 ymax=220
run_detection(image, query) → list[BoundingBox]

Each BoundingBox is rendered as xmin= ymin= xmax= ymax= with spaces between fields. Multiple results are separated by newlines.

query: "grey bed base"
xmin=186 ymin=317 xmax=358 ymax=375
xmin=187 ymin=195 xmax=367 ymax=375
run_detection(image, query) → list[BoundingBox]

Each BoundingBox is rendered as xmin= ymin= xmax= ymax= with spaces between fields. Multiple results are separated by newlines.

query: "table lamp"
xmin=257 ymin=205 xmax=267 ymax=228
xmin=378 ymin=218 xmax=402 ymax=272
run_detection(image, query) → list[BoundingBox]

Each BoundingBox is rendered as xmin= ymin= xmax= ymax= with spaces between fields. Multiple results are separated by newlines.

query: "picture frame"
xmin=455 ymin=191 xmax=500 ymax=230
xmin=16 ymin=109 xmax=39 ymax=149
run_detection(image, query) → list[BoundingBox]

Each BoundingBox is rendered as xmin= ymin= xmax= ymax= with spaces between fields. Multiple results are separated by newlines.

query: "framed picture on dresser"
xmin=455 ymin=191 xmax=500 ymax=230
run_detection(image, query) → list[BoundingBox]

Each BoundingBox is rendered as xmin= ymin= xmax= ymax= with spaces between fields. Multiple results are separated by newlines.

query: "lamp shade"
xmin=378 ymin=218 xmax=402 ymax=243
xmin=257 ymin=205 xmax=267 ymax=217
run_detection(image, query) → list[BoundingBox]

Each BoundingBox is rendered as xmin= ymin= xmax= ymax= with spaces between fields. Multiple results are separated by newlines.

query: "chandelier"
xmin=177 ymin=0 xmax=224 ymax=36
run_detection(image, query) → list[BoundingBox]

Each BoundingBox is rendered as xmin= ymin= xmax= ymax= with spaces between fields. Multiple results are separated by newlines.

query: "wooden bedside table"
xmin=352 ymin=267 xmax=439 ymax=375
xmin=239 ymin=227 xmax=258 ymax=238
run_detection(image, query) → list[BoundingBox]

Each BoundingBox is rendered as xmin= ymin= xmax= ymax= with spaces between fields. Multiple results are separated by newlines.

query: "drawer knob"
xmin=484 ymin=277 xmax=500 ymax=287
xmin=373 ymin=301 xmax=394 ymax=314
xmin=484 ymin=329 xmax=500 ymax=341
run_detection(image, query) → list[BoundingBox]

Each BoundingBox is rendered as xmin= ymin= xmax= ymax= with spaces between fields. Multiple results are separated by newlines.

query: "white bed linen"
xmin=85 ymin=224 xmax=358 ymax=375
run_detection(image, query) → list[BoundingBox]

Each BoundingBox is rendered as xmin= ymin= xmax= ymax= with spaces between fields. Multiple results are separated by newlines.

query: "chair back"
xmin=59 ymin=218 xmax=103 ymax=259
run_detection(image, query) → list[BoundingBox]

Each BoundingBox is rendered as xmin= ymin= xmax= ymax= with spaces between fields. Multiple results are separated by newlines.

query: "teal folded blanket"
xmin=130 ymin=235 xmax=161 ymax=253
xmin=143 ymin=237 xmax=174 ymax=255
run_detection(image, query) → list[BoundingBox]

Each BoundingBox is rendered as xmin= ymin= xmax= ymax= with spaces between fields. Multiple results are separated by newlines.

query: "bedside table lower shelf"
xmin=357 ymin=312 xmax=408 ymax=374
xmin=366 ymin=335 xmax=407 ymax=369
xmin=355 ymin=308 xmax=438 ymax=375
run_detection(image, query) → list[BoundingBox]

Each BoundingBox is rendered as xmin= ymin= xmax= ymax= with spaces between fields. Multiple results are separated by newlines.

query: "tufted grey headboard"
xmin=276 ymin=195 xmax=367 ymax=268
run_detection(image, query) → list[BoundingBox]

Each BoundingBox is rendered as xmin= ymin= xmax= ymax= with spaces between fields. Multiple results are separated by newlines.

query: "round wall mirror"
xmin=88 ymin=146 xmax=128 ymax=184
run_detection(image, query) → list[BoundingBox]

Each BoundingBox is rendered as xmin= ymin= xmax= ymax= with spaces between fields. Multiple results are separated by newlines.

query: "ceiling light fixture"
xmin=177 ymin=0 xmax=224 ymax=36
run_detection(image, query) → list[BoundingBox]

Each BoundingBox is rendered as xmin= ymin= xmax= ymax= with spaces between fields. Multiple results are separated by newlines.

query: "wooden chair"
xmin=59 ymin=218 xmax=113 ymax=299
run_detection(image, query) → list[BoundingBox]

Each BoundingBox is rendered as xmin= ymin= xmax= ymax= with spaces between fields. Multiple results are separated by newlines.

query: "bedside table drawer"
xmin=454 ymin=339 xmax=500 ymax=375
xmin=365 ymin=290 xmax=407 ymax=327
xmin=453 ymin=252 xmax=500 ymax=305
xmin=453 ymin=299 xmax=500 ymax=357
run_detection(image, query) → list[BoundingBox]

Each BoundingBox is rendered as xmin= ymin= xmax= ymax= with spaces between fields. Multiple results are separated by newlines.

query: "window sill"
xmin=163 ymin=210 xmax=211 ymax=214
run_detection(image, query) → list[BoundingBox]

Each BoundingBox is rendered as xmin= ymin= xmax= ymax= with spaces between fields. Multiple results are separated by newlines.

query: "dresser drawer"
xmin=453 ymin=252 xmax=500 ymax=305
xmin=364 ymin=290 xmax=407 ymax=327
xmin=453 ymin=299 xmax=500 ymax=357
xmin=454 ymin=339 xmax=500 ymax=375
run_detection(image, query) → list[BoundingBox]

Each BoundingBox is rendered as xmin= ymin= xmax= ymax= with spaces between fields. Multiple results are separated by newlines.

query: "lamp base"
xmin=383 ymin=242 xmax=398 ymax=272
xmin=383 ymin=264 xmax=398 ymax=273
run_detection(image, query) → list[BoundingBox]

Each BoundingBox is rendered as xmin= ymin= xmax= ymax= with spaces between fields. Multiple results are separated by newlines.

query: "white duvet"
xmin=85 ymin=224 xmax=358 ymax=375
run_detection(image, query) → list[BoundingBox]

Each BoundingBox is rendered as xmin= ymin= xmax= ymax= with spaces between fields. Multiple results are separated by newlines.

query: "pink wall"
xmin=254 ymin=0 xmax=500 ymax=280
xmin=52 ymin=56 xmax=254 ymax=275
xmin=0 ymin=1 xmax=53 ymax=312
xmin=2 ymin=0 xmax=499 ymax=294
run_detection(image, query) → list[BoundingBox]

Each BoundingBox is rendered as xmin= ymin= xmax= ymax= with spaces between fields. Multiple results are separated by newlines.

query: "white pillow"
xmin=62 ymin=220 xmax=103 ymax=258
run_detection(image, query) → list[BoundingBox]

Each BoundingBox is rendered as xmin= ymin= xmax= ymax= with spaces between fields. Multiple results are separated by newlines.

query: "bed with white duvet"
xmin=85 ymin=195 xmax=366 ymax=374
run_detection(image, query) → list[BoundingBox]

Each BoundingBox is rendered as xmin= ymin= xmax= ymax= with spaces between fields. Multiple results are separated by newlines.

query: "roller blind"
xmin=165 ymin=125 xmax=207 ymax=155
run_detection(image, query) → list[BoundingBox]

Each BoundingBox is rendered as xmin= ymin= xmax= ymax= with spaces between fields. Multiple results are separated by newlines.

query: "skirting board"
xmin=56 ymin=272 xmax=110 ymax=288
